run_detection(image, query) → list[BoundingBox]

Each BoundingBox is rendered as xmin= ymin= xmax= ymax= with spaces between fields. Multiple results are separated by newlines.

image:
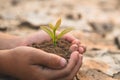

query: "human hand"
xmin=21 ymin=30 xmax=86 ymax=54
xmin=0 ymin=46 xmax=82 ymax=80
xmin=0 ymin=30 xmax=86 ymax=54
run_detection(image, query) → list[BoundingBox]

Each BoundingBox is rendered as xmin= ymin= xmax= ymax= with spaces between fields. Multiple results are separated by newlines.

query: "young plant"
xmin=41 ymin=18 xmax=73 ymax=46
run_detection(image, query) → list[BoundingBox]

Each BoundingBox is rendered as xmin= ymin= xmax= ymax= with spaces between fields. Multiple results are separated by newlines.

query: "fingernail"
xmin=60 ymin=58 xmax=67 ymax=67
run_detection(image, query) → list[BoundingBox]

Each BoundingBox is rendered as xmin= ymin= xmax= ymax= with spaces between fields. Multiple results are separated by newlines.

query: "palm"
xmin=23 ymin=31 xmax=51 ymax=46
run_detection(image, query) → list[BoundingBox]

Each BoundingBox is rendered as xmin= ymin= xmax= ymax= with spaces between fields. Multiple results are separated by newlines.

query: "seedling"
xmin=41 ymin=18 xmax=73 ymax=46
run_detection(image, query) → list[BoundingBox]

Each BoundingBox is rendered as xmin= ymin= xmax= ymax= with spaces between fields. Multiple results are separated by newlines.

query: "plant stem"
xmin=54 ymin=40 xmax=56 ymax=46
xmin=53 ymin=30 xmax=57 ymax=47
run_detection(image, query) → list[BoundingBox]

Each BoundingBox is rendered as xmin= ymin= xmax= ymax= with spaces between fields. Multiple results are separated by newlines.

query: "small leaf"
xmin=41 ymin=26 xmax=54 ymax=39
xmin=54 ymin=18 xmax=61 ymax=31
xmin=57 ymin=27 xmax=74 ymax=40
xmin=49 ymin=23 xmax=54 ymax=30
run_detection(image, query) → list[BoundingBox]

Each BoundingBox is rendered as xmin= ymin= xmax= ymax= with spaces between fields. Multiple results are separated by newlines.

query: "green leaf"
xmin=41 ymin=19 xmax=73 ymax=47
xmin=41 ymin=26 xmax=54 ymax=39
xmin=57 ymin=27 xmax=74 ymax=40
xmin=54 ymin=18 xmax=61 ymax=31
xmin=49 ymin=23 xmax=54 ymax=30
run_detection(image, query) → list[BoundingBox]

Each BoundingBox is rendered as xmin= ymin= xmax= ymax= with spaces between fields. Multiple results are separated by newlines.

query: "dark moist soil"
xmin=31 ymin=39 xmax=72 ymax=59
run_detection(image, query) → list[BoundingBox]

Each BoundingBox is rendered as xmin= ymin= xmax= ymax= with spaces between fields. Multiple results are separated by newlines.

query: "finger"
xmin=69 ymin=44 xmax=78 ymax=52
xmin=62 ymin=33 xmax=75 ymax=42
xmin=78 ymin=45 xmax=86 ymax=54
xmin=31 ymin=49 xmax=67 ymax=69
xmin=57 ymin=54 xmax=83 ymax=80
xmin=72 ymin=39 xmax=81 ymax=45
xmin=70 ymin=54 xmax=83 ymax=77
xmin=47 ymin=51 xmax=79 ymax=79
xmin=59 ymin=54 xmax=83 ymax=80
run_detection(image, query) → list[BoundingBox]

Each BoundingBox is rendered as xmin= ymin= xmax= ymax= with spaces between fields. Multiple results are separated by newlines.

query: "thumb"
xmin=31 ymin=49 xmax=67 ymax=69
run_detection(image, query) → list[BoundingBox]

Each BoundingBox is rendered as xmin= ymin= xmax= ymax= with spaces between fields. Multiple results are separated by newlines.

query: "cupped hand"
xmin=0 ymin=46 xmax=82 ymax=80
xmin=21 ymin=30 xmax=86 ymax=54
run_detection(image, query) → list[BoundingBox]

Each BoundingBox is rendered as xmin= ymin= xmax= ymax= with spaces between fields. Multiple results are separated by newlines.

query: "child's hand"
xmin=22 ymin=30 xmax=86 ymax=54
xmin=0 ymin=46 xmax=82 ymax=80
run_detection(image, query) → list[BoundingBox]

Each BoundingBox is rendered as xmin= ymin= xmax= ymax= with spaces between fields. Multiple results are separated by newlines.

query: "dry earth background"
xmin=0 ymin=0 xmax=120 ymax=80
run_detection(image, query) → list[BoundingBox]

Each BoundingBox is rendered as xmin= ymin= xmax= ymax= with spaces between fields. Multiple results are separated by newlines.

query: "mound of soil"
xmin=31 ymin=39 xmax=72 ymax=59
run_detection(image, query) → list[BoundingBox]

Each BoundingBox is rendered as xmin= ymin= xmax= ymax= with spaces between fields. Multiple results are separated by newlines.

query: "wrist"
xmin=1 ymin=37 xmax=23 ymax=50
xmin=0 ymin=33 xmax=24 ymax=49
xmin=10 ymin=37 xmax=24 ymax=48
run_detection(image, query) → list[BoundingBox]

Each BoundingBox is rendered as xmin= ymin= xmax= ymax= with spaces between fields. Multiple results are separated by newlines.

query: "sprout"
xmin=41 ymin=18 xmax=73 ymax=46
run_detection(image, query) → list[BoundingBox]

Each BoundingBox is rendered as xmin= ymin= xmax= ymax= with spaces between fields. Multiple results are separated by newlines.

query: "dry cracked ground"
xmin=0 ymin=0 xmax=120 ymax=80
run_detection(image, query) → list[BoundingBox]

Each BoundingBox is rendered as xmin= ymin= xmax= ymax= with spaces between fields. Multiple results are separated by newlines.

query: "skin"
xmin=0 ymin=31 xmax=86 ymax=80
